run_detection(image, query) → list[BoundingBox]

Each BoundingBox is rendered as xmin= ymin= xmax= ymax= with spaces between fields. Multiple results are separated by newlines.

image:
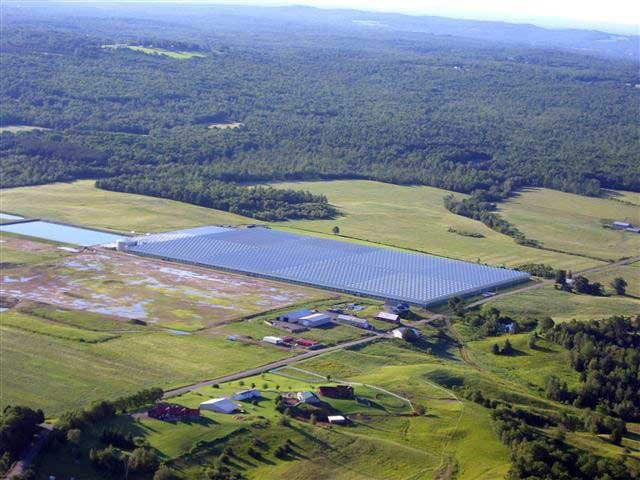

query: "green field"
xmin=465 ymin=333 xmax=581 ymax=393
xmin=483 ymin=284 xmax=640 ymax=322
xmin=0 ymin=180 xmax=252 ymax=233
xmin=587 ymin=260 xmax=640 ymax=298
xmin=498 ymin=187 xmax=640 ymax=261
xmin=103 ymin=44 xmax=207 ymax=59
xmin=33 ymin=342 xmax=511 ymax=480
xmin=0 ymin=319 xmax=291 ymax=415
xmin=268 ymin=180 xmax=602 ymax=270
xmin=1 ymin=180 xmax=607 ymax=270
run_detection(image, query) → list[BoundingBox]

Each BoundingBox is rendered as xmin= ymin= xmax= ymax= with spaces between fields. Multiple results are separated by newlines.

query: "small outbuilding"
xmin=298 ymin=313 xmax=332 ymax=328
xmin=392 ymin=327 xmax=421 ymax=339
xmin=231 ymin=389 xmax=261 ymax=401
xmin=337 ymin=314 xmax=370 ymax=329
xmin=296 ymin=391 xmax=320 ymax=404
xmin=376 ymin=311 xmax=400 ymax=323
xmin=327 ymin=415 xmax=347 ymax=424
xmin=263 ymin=335 xmax=284 ymax=345
xmin=200 ymin=398 xmax=238 ymax=414
xmin=613 ymin=221 xmax=631 ymax=229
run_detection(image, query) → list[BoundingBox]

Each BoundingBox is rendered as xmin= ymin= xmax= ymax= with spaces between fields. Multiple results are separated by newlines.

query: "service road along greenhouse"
xmin=123 ymin=226 xmax=530 ymax=307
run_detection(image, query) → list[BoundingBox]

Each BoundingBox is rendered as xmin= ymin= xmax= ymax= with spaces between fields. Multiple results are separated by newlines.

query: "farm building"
xmin=392 ymin=327 xmax=421 ymax=339
xmin=270 ymin=320 xmax=308 ymax=333
xmin=126 ymin=226 xmax=529 ymax=307
xmin=317 ymin=385 xmax=354 ymax=399
xmin=277 ymin=309 xmax=314 ymax=323
xmin=295 ymin=338 xmax=322 ymax=349
xmin=327 ymin=415 xmax=347 ymax=424
xmin=337 ymin=314 xmax=370 ymax=329
xmin=148 ymin=403 xmax=200 ymax=421
xmin=385 ymin=302 xmax=410 ymax=315
xmin=200 ymin=398 xmax=238 ymax=414
xmin=298 ymin=312 xmax=332 ymax=328
xmin=297 ymin=391 xmax=320 ymax=403
xmin=613 ymin=221 xmax=631 ymax=229
xmin=376 ymin=311 xmax=400 ymax=323
xmin=263 ymin=335 xmax=284 ymax=345
xmin=231 ymin=389 xmax=261 ymax=401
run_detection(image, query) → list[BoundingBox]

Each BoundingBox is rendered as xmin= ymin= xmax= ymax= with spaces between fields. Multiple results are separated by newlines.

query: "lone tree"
xmin=332 ymin=226 xmax=340 ymax=235
xmin=611 ymin=277 xmax=627 ymax=295
xmin=491 ymin=343 xmax=500 ymax=355
xmin=502 ymin=339 xmax=513 ymax=355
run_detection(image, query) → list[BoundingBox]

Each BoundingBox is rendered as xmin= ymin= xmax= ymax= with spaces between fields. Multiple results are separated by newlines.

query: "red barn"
xmin=317 ymin=385 xmax=354 ymax=399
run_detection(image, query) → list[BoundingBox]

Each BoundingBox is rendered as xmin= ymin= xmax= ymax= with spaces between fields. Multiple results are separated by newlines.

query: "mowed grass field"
xmin=483 ymin=284 xmax=640 ymax=323
xmin=268 ymin=180 xmax=602 ymax=270
xmin=3 ymin=180 xmax=604 ymax=270
xmin=587 ymin=260 xmax=640 ymax=298
xmin=0 ymin=180 xmax=253 ymax=233
xmin=498 ymin=187 xmax=640 ymax=261
xmin=0 ymin=313 xmax=292 ymax=415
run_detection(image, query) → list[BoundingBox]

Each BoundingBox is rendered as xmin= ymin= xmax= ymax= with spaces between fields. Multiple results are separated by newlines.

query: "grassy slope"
xmin=498 ymin=187 xmax=640 ymax=261
xmin=483 ymin=284 xmax=640 ymax=322
xmin=0 ymin=180 xmax=253 ymax=233
xmin=268 ymin=180 xmax=601 ymax=270
xmin=466 ymin=333 xmax=581 ymax=392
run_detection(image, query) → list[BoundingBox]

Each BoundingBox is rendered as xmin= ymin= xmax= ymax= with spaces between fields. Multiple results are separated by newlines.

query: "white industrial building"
xmin=199 ymin=398 xmax=238 ymax=414
xmin=298 ymin=313 xmax=332 ymax=328
xmin=337 ymin=314 xmax=370 ymax=329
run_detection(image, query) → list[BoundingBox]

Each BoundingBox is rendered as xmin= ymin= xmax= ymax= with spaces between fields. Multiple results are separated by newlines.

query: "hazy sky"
xmin=214 ymin=0 xmax=640 ymax=30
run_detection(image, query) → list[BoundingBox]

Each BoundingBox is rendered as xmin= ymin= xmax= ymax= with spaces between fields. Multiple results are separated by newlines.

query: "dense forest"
xmin=97 ymin=170 xmax=336 ymax=221
xmin=1 ymin=4 xmax=638 ymax=208
xmin=543 ymin=316 xmax=640 ymax=422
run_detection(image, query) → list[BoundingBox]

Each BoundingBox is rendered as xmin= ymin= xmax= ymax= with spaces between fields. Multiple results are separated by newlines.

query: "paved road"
xmin=3 ymin=425 xmax=52 ymax=480
xmin=164 ymin=333 xmax=385 ymax=398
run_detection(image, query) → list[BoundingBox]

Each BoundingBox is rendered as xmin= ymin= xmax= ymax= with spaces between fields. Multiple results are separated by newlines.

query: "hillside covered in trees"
xmin=1 ymin=3 xmax=639 ymax=208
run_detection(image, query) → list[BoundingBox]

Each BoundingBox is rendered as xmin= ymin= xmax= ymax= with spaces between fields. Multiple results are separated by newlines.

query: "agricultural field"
xmin=0 ymin=309 xmax=292 ymax=415
xmin=587 ymin=260 xmax=640 ymax=298
xmin=1 ymin=247 xmax=323 ymax=330
xmin=102 ymin=44 xmax=207 ymax=59
xmin=0 ymin=180 xmax=253 ymax=233
xmin=483 ymin=284 xmax=640 ymax=323
xmin=498 ymin=187 xmax=640 ymax=261
xmin=2 ymin=180 xmax=607 ymax=271
xmin=268 ymin=180 xmax=603 ymax=271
